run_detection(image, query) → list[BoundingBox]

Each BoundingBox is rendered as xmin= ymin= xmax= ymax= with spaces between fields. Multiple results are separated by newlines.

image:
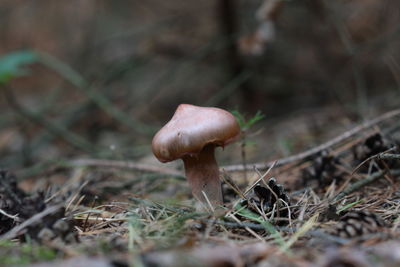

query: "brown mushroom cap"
xmin=152 ymin=104 xmax=240 ymax=162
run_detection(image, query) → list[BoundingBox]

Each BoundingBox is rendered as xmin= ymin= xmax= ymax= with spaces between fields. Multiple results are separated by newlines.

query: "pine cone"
xmin=334 ymin=210 xmax=386 ymax=238
xmin=302 ymin=150 xmax=344 ymax=188
xmin=0 ymin=170 xmax=78 ymax=243
xmin=243 ymin=178 xmax=291 ymax=225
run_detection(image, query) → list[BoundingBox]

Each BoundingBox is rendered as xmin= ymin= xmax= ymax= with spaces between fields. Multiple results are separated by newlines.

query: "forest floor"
xmin=1 ymin=107 xmax=400 ymax=267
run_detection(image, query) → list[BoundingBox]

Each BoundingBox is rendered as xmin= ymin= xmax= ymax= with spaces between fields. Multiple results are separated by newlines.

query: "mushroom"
xmin=152 ymin=104 xmax=240 ymax=207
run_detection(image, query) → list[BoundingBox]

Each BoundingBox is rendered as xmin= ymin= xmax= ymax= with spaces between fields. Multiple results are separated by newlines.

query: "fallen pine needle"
xmin=280 ymin=213 xmax=319 ymax=253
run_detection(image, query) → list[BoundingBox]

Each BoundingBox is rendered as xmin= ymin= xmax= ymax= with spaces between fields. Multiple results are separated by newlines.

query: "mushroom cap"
xmin=152 ymin=104 xmax=240 ymax=162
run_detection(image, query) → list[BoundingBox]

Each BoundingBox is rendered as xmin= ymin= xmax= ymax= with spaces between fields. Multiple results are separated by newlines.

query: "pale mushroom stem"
xmin=182 ymin=144 xmax=223 ymax=206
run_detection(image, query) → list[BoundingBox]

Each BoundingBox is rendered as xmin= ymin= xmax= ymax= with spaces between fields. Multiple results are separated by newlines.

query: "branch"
xmin=333 ymin=169 xmax=400 ymax=201
xmin=67 ymin=158 xmax=184 ymax=178
xmin=351 ymin=148 xmax=398 ymax=175
xmin=60 ymin=110 xmax=400 ymax=178
xmin=0 ymin=204 xmax=63 ymax=240
xmin=378 ymin=153 xmax=400 ymax=160
xmin=222 ymin=108 xmax=400 ymax=172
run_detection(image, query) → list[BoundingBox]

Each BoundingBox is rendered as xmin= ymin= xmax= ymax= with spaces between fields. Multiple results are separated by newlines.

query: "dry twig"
xmin=0 ymin=204 xmax=63 ymax=240
xmin=333 ymin=169 xmax=400 ymax=201
xmin=223 ymin=108 xmax=400 ymax=172
xmin=68 ymin=158 xmax=184 ymax=177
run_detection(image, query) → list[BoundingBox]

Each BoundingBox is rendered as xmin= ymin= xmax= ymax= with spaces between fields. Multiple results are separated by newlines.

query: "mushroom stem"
xmin=182 ymin=145 xmax=223 ymax=206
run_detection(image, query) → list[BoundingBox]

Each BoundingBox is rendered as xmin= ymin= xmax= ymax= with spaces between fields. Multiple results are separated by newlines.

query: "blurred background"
xmin=1 ymin=0 xmax=399 ymax=172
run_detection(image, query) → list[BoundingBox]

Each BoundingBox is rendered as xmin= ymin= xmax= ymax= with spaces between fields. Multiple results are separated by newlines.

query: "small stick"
xmin=0 ymin=209 xmax=21 ymax=222
xmin=378 ymin=153 xmax=400 ymax=160
xmin=220 ymin=170 xmax=246 ymax=199
xmin=201 ymin=191 xmax=215 ymax=213
xmin=223 ymin=108 xmax=400 ymax=172
xmin=243 ymin=161 xmax=276 ymax=196
xmin=35 ymin=109 xmax=400 ymax=179
xmin=1 ymin=204 xmax=63 ymax=240
xmin=83 ymin=196 xmax=98 ymax=232
xmin=351 ymin=147 xmax=397 ymax=175
xmin=333 ymin=169 xmax=400 ymax=201
xmin=62 ymin=108 xmax=400 ymax=178
xmin=68 ymin=158 xmax=184 ymax=177
xmin=227 ymin=213 xmax=266 ymax=242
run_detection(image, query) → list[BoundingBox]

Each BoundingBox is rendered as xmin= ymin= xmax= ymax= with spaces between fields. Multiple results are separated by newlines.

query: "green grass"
xmin=0 ymin=240 xmax=57 ymax=265
xmin=234 ymin=204 xmax=286 ymax=247
xmin=127 ymin=197 xmax=202 ymax=251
